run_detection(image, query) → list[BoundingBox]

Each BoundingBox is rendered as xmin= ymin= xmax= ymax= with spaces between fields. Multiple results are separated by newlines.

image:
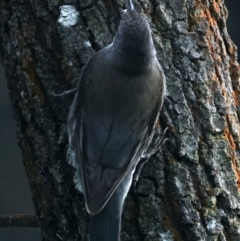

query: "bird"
xmin=67 ymin=0 xmax=166 ymax=240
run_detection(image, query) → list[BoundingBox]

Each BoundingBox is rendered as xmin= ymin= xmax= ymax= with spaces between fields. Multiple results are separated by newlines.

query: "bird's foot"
xmin=143 ymin=126 xmax=168 ymax=159
xmin=133 ymin=126 xmax=168 ymax=190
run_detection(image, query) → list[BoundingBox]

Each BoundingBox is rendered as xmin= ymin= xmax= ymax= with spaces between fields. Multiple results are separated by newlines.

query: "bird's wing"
xmin=68 ymin=51 xmax=164 ymax=215
xmin=82 ymin=117 xmax=149 ymax=214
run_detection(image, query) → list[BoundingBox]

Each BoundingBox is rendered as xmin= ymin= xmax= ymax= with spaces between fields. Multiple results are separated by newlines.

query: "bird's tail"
xmin=89 ymin=190 xmax=123 ymax=241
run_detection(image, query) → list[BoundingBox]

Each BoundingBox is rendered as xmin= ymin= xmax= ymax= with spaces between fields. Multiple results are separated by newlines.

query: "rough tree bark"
xmin=0 ymin=0 xmax=240 ymax=240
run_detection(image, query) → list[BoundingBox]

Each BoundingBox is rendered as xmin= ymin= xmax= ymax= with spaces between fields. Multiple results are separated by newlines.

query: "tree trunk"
xmin=0 ymin=0 xmax=240 ymax=240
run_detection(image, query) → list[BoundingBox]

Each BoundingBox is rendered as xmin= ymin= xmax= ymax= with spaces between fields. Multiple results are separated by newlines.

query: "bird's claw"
xmin=133 ymin=126 xmax=168 ymax=190
xmin=52 ymin=87 xmax=77 ymax=97
xmin=144 ymin=126 xmax=168 ymax=159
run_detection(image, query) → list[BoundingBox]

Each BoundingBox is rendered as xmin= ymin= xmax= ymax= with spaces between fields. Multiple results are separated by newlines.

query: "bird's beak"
xmin=127 ymin=0 xmax=134 ymax=11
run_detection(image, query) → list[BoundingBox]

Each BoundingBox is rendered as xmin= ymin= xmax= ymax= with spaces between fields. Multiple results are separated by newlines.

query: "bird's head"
xmin=113 ymin=0 xmax=155 ymax=57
